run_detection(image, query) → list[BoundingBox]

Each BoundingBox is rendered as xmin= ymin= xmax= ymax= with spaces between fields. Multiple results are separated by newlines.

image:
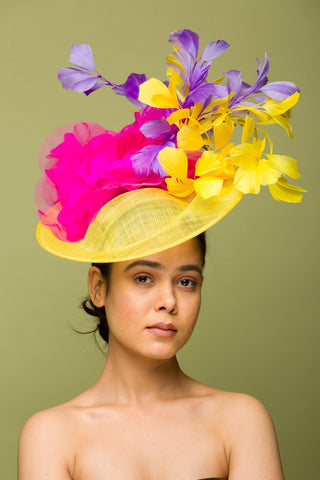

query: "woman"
xmin=18 ymin=237 xmax=284 ymax=479
xmin=19 ymin=29 xmax=303 ymax=479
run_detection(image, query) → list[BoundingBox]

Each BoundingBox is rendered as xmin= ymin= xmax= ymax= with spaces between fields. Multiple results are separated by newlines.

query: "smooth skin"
xmin=18 ymin=239 xmax=284 ymax=480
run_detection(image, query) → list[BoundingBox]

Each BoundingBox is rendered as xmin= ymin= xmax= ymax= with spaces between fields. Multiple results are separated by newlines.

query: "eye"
xmin=178 ymin=278 xmax=197 ymax=288
xmin=134 ymin=275 xmax=153 ymax=285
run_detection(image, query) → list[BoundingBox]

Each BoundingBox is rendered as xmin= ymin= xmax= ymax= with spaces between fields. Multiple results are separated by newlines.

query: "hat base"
xmin=36 ymin=187 xmax=243 ymax=262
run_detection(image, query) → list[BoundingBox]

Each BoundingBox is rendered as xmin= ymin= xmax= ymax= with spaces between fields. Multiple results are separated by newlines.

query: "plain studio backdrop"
xmin=0 ymin=1 xmax=318 ymax=478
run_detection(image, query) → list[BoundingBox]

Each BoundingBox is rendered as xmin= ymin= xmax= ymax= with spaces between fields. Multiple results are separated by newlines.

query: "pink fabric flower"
xmin=35 ymin=109 xmax=170 ymax=242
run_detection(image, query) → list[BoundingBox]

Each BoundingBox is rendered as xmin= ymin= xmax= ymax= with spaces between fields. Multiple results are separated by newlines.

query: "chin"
xmin=142 ymin=340 xmax=187 ymax=361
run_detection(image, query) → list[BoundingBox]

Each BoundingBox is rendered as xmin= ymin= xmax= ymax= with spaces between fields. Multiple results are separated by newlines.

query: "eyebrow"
xmin=124 ymin=260 xmax=202 ymax=275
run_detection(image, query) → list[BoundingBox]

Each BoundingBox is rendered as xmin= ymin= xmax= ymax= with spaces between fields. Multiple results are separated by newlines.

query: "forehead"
xmin=114 ymin=238 xmax=203 ymax=272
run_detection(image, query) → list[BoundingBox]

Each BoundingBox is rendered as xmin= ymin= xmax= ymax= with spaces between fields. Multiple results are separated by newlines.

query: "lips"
xmin=146 ymin=322 xmax=177 ymax=338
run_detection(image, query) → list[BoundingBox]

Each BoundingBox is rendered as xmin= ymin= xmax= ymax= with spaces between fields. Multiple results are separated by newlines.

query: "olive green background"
xmin=1 ymin=0 xmax=318 ymax=478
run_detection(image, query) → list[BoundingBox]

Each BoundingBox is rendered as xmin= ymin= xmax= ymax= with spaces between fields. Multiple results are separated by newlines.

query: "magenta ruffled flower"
xmin=36 ymin=109 xmax=173 ymax=242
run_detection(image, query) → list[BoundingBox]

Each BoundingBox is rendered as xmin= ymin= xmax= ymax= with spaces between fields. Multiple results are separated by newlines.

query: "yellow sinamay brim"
xmin=36 ymin=187 xmax=243 ymax=262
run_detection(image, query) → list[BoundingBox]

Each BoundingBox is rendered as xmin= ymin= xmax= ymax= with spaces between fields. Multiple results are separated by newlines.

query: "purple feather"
xmin=112 ymin=73 xmax=147 ymax=107
xmin=169 ymin=29 xmax=199 ymax=58
xmin=131 ymin=145 xmax=168 ymax=177
xmin=69 ymin=44 xmax=97 ymax=72
xmin=140 ymin=119 xmax=172 ymax=139
xmin=224 ymin=70 xmax=243 ymax=94
xmin=184 ymin=83 xmax=228 ymax=105
xmin=260 ymin=81 xmax=300 ymax=101
xmin=201 ymin=40 xmax=229 ymax=62
xmin=57 ymin=68 xmax=101 ymax=93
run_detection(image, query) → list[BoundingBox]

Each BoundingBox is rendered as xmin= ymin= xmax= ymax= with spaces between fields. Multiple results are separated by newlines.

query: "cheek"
xmin=188 ymin=306 xmax=201 ymax=331
xmin=186 ymin=301 xmax=199 ymax=316
xmin=181 ymin=294 xmax=201 ymax=329
xmin=104 ymin=289 xmax=141 ymax=333
xmin=189 ymin=296 xmax=201 ymax=330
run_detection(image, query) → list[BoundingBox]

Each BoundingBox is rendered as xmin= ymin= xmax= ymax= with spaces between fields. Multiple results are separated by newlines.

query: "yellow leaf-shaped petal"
xmin=212 ymin=112 xmax=227 ymax=127
xmin=204 ymin=96 xmax=230 ymax=116
xmin=198 ymin=117 xmax=212 ymax=133
xmin=158 ymin=147 xmax=188 ymax=178
xmin=176 ymin=89 xmax=186 ymax=104
xmin=138 ymin=78 xmax=178 ymax=108
xmin=166 ymin=68 xmax=184 ymax=90
xmin=268 ymin=177 xmax=306 ymax=203
xmin=241 ymin=116 xmax=254 ymax=143
xmin=214 ymin=75 xmax=225 ymax=85
xmin=221 ymin=160 xmax=236 ymax=179
xmin=221 ymin=143 xmax=234 ymax=156
xmin=166 ymin=66 xmax=176 ymax=78
xmin=196 ymin=151 xmax=226 ymax=177
xmin=272 ymin=114 xmax=293 ymax=138
xmin=266 ymin=154 xmax=300 ymax=179
xmin=214 ymin=115 xmax=234 ymax=150
xmin=257 ymin=158 xmax=281 ymax=185
xmin=191 ymin=103 xmax=204 ymax=121
xmin=229 ymin=143 xmax=254 ymax=166
xmin=234 ymin=164 xmax=260 ymax=194
xmin=194 ymin=177 xmax=224 ymax=199
xmin=263 ymin=92 xmax=299 ymax=116
xmin=257 ymin=137 xmax=266 ymax=158
xmin=177 ymin=125 xmax=204 ymax=151
xmin=166 ymin=54 xmax=185 ymax=75
xmin=235 ymin=105 xmax=271 ymax=124
xmin=166 ymin=177 xmax=195 ymax=197
xmin=168 ymin=74 xmax=178 ymax=98
xmin=167 ymin=108 xmax=191 ymax=125
xmin=150 ymin=93 xmax=178 ymax=109
xmin=230 ymin=142 xmax=258 ymax=167
xmin=220 ymin=179 xmax=238 ymax=196
xmin=256 ymin=127 xmax=273 ymax=154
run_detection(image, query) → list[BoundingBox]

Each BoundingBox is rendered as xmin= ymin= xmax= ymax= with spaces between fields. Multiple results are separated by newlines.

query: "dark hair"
xmin=80 ymin=262 xmax=112 ymax=343
xmin=80 ymin=232 xmax=206 ymax=344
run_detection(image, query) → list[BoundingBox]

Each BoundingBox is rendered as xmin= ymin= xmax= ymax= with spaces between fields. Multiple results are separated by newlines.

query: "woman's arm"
xmin=18 ymin=410 xmax=73 ymax=480
xmin=226 ymin=394 xmax=284 ymax=480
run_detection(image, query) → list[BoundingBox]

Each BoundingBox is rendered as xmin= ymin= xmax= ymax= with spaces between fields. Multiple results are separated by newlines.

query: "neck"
xmin=93 ymin=340 xmax=189 ymax=406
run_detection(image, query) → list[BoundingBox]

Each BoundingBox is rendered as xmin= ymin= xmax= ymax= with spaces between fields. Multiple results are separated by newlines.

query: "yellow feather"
xmin=139 ymin=78 xmax=178 ymax=108
xmin=177 ymin=126 xmax=204 ymax=151
xmin=194 ymin=177 xmax=224 ymax=199
xmin=268 ymin=178 xmax=306 ymax=202
xmin=166 ymin=177 xmax=195 ymax=197
xmin=157 ymin=147 xmax=188 ymax=178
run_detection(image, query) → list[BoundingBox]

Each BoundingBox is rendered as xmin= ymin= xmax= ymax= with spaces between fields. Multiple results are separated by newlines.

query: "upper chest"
xmin=70 ymin=402 xmax=228 ymax=480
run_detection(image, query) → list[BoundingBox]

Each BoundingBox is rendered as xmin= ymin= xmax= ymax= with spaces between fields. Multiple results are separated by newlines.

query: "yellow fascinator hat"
xmin=35 ymin=29 xmax=304 ymax=262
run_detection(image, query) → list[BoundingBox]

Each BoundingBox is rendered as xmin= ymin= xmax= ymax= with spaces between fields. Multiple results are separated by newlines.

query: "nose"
xmin=154 ymin=281 xmax=177 ymax=314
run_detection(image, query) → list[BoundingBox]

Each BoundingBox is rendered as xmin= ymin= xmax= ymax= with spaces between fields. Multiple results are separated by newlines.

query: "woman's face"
xmin=102 ymin=238 xmax=204 ymax=360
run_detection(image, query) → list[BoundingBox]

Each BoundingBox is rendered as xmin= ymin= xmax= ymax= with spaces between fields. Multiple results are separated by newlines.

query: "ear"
xmin=87 ymin=266 xmax=107 ymax=308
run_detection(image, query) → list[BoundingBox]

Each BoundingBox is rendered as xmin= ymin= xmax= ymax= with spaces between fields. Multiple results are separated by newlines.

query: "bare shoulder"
xmin=195 ymin=386 xmax=284 ymax=480
xmin=196 ymin=385 xmax=273 ymax=422
xmin=214 ymin=390 xmax=274 ymax=424
xmin=18 ymin=405 xmax=75 ymax=479
xmin=201 ymin=388 xmax=278 ymax=443
xmin=19 ymin=389 xmax=92 ymax=443
xmin=19 ymin=404 xmax=69 ymax=443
